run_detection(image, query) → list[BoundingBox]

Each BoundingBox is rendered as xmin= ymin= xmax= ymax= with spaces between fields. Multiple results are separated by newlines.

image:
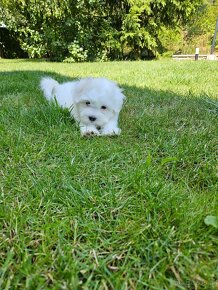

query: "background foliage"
xmin=0 ymin=0 xmax=217 ymax=60
xmin=159 ymin=0 xmax=218 ymax=55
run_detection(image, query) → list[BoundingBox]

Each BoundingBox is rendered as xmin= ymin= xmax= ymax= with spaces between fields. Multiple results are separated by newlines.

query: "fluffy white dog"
xmin=40 ymin=77 xmax=125 ymax=136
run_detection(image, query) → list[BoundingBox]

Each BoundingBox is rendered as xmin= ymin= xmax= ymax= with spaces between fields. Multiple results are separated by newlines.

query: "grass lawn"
xmin=0 ymin=59 xmax=217 ymax=289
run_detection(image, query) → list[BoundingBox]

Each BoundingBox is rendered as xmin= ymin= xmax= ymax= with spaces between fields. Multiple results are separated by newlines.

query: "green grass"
xmin=0 ymin=59 xmax=217 ymax=289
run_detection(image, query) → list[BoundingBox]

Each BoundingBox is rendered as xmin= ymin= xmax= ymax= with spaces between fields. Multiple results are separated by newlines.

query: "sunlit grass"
xmin=0 ymin=59 xmax=217 ymax=289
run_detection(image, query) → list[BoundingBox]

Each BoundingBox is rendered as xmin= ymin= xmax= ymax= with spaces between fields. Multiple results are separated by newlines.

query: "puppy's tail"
xmin=40 ymin=77 xmax=59 ymax=101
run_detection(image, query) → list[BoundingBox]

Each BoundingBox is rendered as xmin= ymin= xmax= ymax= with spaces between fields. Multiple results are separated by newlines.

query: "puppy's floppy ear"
xmin=113 ymin=88 xmax=126 ymax=113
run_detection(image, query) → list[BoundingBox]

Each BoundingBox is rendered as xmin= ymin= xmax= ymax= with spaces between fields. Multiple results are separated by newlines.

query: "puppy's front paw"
xmin=101 ymin=127 xmax=121 ymax=136
xmin=80 ymin=126 xmax=100 ymax=137
xmin=82 ymin=131 xmax=100 ymax=137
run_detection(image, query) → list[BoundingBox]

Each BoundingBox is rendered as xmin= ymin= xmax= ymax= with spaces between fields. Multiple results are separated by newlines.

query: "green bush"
xmin=63 ymin=41 xmax=88 ymax=63
xmin=0 ymin=0 xmax=207 ymax=60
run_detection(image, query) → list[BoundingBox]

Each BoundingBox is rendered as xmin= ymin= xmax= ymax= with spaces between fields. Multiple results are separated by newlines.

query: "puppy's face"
xmin=76 ymin=99 xmax=115 ymax=128
xmin=74 ymin=78 xmax=125 ymax=128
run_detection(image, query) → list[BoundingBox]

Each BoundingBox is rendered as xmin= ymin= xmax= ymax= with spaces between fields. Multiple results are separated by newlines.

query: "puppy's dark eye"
xmin=86 ymin=101 xmax=90 ymax=105
xmin=101 ymin=106 xmax=107 ymax=110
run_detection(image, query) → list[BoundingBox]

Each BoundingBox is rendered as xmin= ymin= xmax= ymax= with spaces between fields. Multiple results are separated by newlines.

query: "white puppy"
xmin=40 ymin=77 xmax=125 ymax=136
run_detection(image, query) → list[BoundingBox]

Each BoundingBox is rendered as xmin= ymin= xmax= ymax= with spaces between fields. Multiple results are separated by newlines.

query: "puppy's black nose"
xmin=89 ymin=116 xmax=96 ymax=122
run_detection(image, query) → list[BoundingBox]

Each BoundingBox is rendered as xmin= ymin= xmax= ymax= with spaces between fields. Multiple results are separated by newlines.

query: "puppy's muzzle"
xmin=89 ymin=116 xmax=97 ymax=122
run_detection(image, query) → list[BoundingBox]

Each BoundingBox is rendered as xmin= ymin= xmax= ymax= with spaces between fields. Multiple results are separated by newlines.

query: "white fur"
xmin=40 ymin=77 xmax=125 ymax=136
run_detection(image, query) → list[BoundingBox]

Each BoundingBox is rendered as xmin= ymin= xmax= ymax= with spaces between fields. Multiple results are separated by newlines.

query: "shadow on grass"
xmin=1 ymin=69 xmax=217 ymax=186
xmin=0 ymin=69 xmax=216 ymax=135
xmin=0 ymin=68 xmax=214 ymax=106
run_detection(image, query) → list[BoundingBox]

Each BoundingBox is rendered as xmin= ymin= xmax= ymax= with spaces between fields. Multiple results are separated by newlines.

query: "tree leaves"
xmin=0 ymin=0 xmax=205 ymax=60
